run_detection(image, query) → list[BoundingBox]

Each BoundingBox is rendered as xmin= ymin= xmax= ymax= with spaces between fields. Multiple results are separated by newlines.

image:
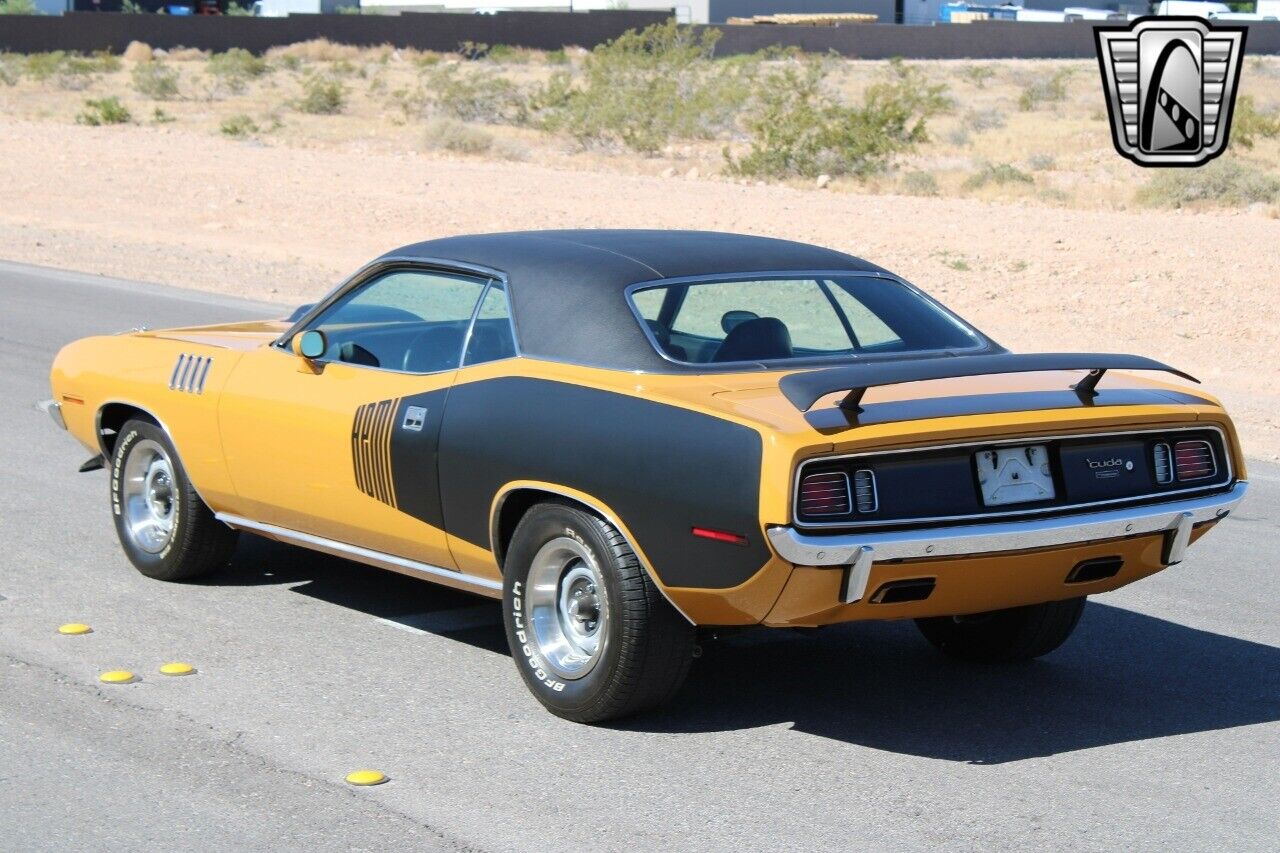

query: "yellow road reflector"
xmin=159 ymin=662 xmax=195 ymax=676
xmin=345 ymin=770 xmax=388 ymax=786
xmin=99 ymin=670 xmax=136 ymax=684
xmin=58 ymin=623 xmax=93 ymax=635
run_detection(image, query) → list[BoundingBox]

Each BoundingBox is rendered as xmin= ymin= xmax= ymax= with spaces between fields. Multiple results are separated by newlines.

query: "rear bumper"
xmin=766 ymin=482 xmax=1247 ymax=604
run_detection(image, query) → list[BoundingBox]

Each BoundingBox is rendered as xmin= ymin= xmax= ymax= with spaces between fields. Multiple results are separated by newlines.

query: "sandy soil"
xmin=2 ymin=117 xmax=1277 ymax=459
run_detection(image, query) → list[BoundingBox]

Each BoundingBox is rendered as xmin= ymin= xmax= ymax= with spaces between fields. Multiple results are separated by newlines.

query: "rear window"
xmin=628 ymin=275 xmax=981 ymax=365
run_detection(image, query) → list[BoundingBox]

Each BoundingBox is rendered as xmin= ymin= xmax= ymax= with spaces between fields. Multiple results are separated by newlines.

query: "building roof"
xmin=383 ymin=230 xmax=889 ymax=371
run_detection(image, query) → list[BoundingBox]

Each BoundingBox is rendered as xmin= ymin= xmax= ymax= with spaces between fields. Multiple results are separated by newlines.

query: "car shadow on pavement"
xmin=628 ymin=603 xmax=1280 ymax=764
xmin=203 ymin=534 xmax=507 ymax=654
xmin=211 ymin=536 xmax=1279 ymax=763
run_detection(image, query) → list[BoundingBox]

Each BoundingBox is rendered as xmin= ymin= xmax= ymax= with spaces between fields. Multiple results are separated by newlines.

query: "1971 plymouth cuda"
xmin=44 ymin=230 xmax=1248 ymax=722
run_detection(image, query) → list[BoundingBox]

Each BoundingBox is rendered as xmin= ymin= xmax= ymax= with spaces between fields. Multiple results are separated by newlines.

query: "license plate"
xmin=977 ymin=444 xmax=1056 ymax=506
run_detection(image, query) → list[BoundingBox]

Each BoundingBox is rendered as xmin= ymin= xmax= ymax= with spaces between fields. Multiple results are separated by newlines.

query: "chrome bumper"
xmin=38 ymin=399 xmax=66 ymax=430
xmin=766 ymin=482 xmax=1248 ymax=604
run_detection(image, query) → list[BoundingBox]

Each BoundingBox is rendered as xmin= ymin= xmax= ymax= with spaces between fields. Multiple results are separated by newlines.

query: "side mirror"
xmin=291 ymin=329 xmax=327 ymax=360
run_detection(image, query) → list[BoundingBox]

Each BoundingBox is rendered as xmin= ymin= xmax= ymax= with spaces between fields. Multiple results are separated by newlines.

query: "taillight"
xmin=1153 ymin=442 xmax=1173 ymax=484
xmin=1173 ymin=440 xmax=1216 ymax=481
xmin=799 ymin=471 xmax=851 ymax=516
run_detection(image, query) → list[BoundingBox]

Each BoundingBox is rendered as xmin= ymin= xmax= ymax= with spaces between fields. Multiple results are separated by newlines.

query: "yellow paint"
xmin=49 ymin=312 xmax=1247 ymax=629
xmin=58 ymin=623 xmax=93 ymax=635
xmin=99 ymin=670 xmax=136 ymax=684
xmin=159 ymin=662 xmax=196 ymax=676
xmin=345 ymin=770 xmax=388 ymax=786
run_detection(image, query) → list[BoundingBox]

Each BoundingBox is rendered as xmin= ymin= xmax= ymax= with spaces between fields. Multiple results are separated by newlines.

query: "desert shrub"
xmin=24 ymin=51 xmax=66 ymax=81
xmin=726 ymin=58 xmax=949 ymax=180
xmin=964 ymin=107 xmax=1005 ymax=132
xmin=131 ymin=61 xmax=180 ymax=100
xmin=900 ymin=171 xmax=939 ymax=196
xmin=225 ymin=1 xmax=254 ymax=14
xmin=267 ymin=39 xmax=363 ymax=64
xmin=151 ymin=106 xmax=175 ymax=124
xmin=946 ymin=127 xmax=970 ymax=146
xmin=1019 ymin=68 xmax=1071 ymax=111
xmin=962 ymin=161 xmax=1034 ymax=190
xmin=536 ymin=21 xmax=755 ymax=153
xmin=1026 ymin=152 xmax=1055 ymax=171
xmin=424 ymin=64 xmax=528 ymax=124
xmin=296 ymin=73 xmax=346 ymax=114
xmin=1134 ymin=158 xmax=1280 ymax=208
xmin=545 ymin=48 xmax=569 ymax=65
xmin=1231 ymin=95 xmax=1280 ymax=149
xmin=422 ymin=116 xmax=494 ymax=154
xmin=220 ymin=113 xmax=259 ymax=137
xmin=0 ymin=0 xmax=39 ymax=14
xmin=961 ymin=64 xmax=995 ymax=88
xmin=120 ymin=0 xmax=145 ymax=11
xmin=207 ymin=47 xmax=270 ymax=95
xmin=123 ymin=41 xmax=153 ymax=63
xmin=0 ymin=54 xmax=18 ymax=86
xmin=76 ymin=96 xmax=131 ymax=126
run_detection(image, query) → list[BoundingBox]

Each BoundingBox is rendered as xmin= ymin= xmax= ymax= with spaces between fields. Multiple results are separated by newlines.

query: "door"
xmin=217 ymin=265 xmax=498 ymax=570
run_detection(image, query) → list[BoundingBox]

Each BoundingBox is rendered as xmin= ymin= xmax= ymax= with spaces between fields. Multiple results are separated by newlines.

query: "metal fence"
xmin=2 ymin=12 xmax=1280 ymax=59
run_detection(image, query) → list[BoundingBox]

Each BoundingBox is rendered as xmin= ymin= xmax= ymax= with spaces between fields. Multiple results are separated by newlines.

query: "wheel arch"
xmin=97 ymin=401 xmax=162 ymax=456
xmin=488 ymin=481 xmax=694 ymax=625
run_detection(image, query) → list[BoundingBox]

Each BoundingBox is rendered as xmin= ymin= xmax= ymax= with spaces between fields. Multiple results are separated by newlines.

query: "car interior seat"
xmin=712 ymin=317 xmax=793 ymax=363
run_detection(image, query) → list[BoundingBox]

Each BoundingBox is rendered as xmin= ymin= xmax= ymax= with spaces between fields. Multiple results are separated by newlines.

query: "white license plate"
xmin=977 ymin=445 xmax=1056 ymax=506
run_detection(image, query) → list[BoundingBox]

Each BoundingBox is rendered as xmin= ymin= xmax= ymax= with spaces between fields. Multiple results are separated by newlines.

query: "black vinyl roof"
xmin=383 ymin=230 xmax=892 ymax=372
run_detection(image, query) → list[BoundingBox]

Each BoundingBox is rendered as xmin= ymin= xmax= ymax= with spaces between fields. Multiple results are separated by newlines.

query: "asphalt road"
xmin=2 ymin=260 xmax=1277 ymax=852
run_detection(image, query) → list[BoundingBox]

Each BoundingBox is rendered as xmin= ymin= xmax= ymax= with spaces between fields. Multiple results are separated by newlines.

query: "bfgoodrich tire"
xmin=110 ymin=418 xmax=238 ymax=581
xmin=915 ymin=597 xmax=1087 ymax=662
xmin=502 ymin=501 xmax=696 ymax=723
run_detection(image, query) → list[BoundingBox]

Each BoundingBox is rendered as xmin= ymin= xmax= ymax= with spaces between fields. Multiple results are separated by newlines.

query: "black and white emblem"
xmin=402 ymin=406 xmax=427 ymax=432
xmin=1095 ymin=17 xmax=1246 ymax=167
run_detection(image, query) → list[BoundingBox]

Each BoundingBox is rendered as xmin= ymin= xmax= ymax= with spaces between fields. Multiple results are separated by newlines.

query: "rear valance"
xmin=779 ymin=353 xmax=1199 ymax=413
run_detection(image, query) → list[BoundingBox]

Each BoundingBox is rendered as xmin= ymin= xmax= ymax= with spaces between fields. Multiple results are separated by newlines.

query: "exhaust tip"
xmin=1066 ymin=556 xmax=1124 ymax=584
xmin=869 ymin=577 xmax=936 ymax=604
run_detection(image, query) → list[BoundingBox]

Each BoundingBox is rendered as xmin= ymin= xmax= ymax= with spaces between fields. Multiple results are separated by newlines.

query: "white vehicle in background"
xmin=1151 ymin=1 xmax=1232 ymax=15
xmin=1015 ymin=8 xmax=1070 ymax=20
xmin=252 ymin=0 xmax=322 ymax=15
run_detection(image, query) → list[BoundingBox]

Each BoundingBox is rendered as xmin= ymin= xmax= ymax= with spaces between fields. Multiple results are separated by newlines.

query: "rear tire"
xmin=502 ymin=501 xmax=695 ymax=723
xmin=110 ymin=418 xmax=238 ymax=581
xmin=915 ymin=597 xmax=1086 ymax=662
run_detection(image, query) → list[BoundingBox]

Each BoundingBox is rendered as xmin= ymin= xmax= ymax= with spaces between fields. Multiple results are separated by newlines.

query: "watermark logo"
xmin=1095 ymin=17 xmax=1246 ymax=167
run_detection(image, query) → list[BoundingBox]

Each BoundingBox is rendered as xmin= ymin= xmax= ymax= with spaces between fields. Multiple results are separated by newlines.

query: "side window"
xmin=310 ymin=269 xmax=487 ymax=373
xmin=463 ymin=281 xmax=517 ymax=367
xmin=669 ymin=280 xmax=854 ymax=353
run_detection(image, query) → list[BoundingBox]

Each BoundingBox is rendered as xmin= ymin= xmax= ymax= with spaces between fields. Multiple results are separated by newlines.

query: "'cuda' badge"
xmin=402 ymin=406 xmax=427 ymax=432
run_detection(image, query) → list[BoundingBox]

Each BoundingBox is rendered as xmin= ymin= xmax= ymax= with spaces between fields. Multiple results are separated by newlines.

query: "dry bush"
xmin=132 ymin=62 xmax=180 ymax=100
xmin=422 ymin=116 xmax=494 ymax=154
xmin=424 ymin=64 xmax=528 ymax=124
xmin=963 ymin=161 xmax=1033 ymax=190
xmin=220 ymin=113 xmax=259 ymax=137
xmin=123 ymin=41 xmax=153 ymax=63
xmin=165 ymin=47 xmax=211 ymax=62
xmin=900 ymin=171 xmax=939 ymax=196
xmin=1134 ymin=158 xmax=1280 ymax=208
xmin=266 ymin=39 xmax=368 ymax=64
xmin=295 ymin=73 xmax=347 ymax=114
xmin=206 ymin=47 xmax=271 ymax=96
xmin=1019 ymin=68 xmax=1071 ymax=111
xmin=963 ymin=108 xmax=1005 ymax=132
xmin=1231 ymin=95 xmax=1280 ymax=149
xmin=76 ymin=96 xmax=131 ymax=126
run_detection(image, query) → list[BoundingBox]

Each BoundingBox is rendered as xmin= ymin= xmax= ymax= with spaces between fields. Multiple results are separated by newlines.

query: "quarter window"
xmin=463 ymin=281 xmax=517 ymax=366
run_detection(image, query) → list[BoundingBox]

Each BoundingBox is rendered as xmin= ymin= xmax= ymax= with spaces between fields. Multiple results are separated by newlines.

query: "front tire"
xmin=110 ymin=418 xmax=238 ymax=581
xmin=502 ymin=501 xmax=695 ymax=723
xmin=915 ymin=597 xmax=1086 ymax=662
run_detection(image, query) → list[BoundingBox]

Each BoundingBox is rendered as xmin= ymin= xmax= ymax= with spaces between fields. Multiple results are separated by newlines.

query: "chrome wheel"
xmin=121 ymin=439 xmax=176 ymax=554
xmin=526 ymin=536 xmax=609 ymax=680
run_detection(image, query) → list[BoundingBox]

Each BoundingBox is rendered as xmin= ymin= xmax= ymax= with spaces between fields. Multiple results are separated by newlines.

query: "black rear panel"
xmin=796 ymin=427 xmax=1231 ymax=529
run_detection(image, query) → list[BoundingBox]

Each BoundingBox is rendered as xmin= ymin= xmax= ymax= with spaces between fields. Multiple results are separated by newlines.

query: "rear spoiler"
xmin=779 ymin=353 xmax=1199 ymax=413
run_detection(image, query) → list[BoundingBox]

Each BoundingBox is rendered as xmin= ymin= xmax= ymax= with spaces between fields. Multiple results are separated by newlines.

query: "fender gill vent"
xmin=1152 ymin=442 xmax=1173 ymax=484
xmin=168 ymin=354 xmax=213 ymax=394
xmin=853 ymin=469 xmax=878 ymax=513
xmin=352 ymin=398 xmax=400 ymax=508
xmin=1065 ymin=556 xmax=1124 ymax=584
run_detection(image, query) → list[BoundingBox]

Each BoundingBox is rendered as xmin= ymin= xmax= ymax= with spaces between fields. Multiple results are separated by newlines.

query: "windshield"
xmin=628 ymin=275 xmax=982 ymax=366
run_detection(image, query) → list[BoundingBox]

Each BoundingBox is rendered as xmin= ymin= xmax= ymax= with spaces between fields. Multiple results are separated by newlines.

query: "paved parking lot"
xmin=2 ymin=261 xmax=1277 ymax=851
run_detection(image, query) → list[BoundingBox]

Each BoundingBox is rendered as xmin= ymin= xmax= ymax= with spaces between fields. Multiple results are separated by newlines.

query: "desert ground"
xmin=0 ymin=42 xmax=1277 ymax=456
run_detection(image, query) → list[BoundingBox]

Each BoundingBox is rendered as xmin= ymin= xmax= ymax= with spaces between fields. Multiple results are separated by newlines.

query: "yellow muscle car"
xmin=44 ymin=230 xmax=1248 ymax=722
